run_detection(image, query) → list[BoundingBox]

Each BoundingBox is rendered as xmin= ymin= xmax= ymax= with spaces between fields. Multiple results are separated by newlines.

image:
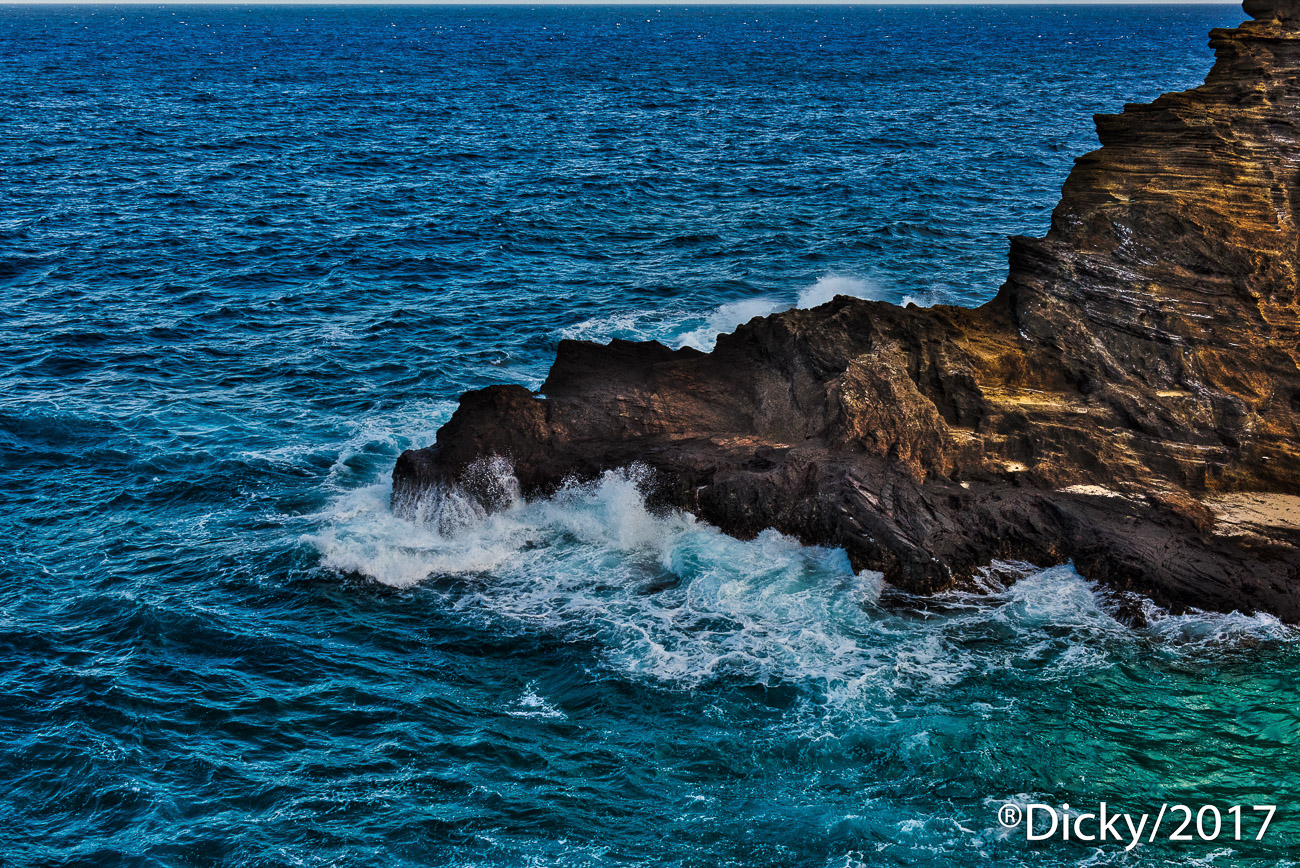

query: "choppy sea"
xmin=3 ymin=4 xmax=1297 ymax=866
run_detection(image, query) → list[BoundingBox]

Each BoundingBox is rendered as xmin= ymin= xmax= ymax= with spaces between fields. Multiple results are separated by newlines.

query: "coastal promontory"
xmin=394 ymin=1 xmax=1300 ymax=620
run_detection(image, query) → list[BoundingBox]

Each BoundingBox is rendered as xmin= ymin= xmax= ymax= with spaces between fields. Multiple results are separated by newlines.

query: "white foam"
xmin=306 ymin=401 xmax=1296 ymax=707
xmin=1140 ymin=603 xmax=1293 ymax=648
xmin=305 ymin=481 xmax=519 ymax=587
xmin=556 ymin=271 xmax=912 ymax=354
xmin=558 ymin=308 xmax=692 ymax=346
xmin=794 ymin=273 xmax=885 ymax=309
xmin=508 ymin=682 xmax=566 ymax=719
xmin=673 ymin=296 xmax=787 ymax=351
xmin=309 ymin=458 xmax=1296 ymax=699
xmin=675 ymin=272 xmax=900 ymax=352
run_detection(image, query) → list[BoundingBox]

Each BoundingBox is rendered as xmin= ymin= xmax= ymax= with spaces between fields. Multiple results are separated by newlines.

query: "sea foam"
xmin=559 ymin=271 xmax=920 ymax=353
xmin=308 ymin=458 xmax=1295 ymax=698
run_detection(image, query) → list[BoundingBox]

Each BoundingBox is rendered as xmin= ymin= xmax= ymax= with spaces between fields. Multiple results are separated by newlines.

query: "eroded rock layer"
xmin=394 ymin=1 xmax=1300 ymax=620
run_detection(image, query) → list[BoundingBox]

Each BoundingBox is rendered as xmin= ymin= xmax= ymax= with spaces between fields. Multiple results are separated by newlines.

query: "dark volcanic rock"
xmin=394 ymin=1 xmax=1300 ymax=621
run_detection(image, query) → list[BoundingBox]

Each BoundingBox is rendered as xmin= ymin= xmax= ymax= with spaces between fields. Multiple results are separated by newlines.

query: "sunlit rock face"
xmin=395 ymin=0 xmax=1300 ymax=621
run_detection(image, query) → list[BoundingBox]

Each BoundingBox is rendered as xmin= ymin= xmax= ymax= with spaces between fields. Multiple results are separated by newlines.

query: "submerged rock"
xmin=395 ymin=0 xmax=1300 ymax=621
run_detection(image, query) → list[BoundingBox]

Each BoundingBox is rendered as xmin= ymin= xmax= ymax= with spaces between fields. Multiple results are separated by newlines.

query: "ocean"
xmin=3 ymin=4 xmax=1297 ymax=866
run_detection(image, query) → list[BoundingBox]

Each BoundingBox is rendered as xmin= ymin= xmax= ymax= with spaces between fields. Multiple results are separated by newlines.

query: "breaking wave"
xmin=308 ymin=461 xmax=1296 ymax=697
xmin=559 ymin=272 xmax=926 ymax=353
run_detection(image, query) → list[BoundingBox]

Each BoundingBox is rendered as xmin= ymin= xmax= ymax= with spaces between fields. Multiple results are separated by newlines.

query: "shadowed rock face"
xmin=394 ymin=1 xmax=1300 ymax=621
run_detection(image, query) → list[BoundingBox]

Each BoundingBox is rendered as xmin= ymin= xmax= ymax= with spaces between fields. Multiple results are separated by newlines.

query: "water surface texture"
xmin=3 ymin=5 xmax=1298 ymax=867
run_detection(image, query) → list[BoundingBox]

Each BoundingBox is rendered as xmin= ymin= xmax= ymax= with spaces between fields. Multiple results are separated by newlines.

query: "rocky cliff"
xmin=394 ymin=0 xmax=1300 ymax=621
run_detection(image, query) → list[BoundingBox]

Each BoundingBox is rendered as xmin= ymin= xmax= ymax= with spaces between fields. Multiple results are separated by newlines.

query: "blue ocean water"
xmin=3 ymin=4 xmax=1298 ymax=866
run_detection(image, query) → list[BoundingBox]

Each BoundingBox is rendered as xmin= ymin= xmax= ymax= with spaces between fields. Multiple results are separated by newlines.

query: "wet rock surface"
xmin=395 ymin=1 xmax=1300 ymax=621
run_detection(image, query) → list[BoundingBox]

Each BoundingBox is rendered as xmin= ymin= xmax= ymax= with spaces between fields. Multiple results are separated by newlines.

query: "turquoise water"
xmin=3 ymin=5 xmax=1297 ymax=866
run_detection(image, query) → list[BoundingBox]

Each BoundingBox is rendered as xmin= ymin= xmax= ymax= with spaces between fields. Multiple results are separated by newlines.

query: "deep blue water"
xmin=3 ymin=4 xmax=1299 ymax=866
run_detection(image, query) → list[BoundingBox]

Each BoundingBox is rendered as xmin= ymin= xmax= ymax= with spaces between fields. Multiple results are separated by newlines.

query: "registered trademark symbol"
xmin=999 ymin=804 xmax=1023 ymax=828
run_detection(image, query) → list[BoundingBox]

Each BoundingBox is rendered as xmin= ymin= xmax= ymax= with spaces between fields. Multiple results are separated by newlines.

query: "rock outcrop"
xmin=394 ymin=1 xmax=1300 ymax=621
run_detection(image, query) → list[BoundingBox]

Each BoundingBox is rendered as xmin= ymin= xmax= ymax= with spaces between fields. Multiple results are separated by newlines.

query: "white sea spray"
xmin=307 ymin=460 xmax=1295 ymax=698
xmin=558 ymin=271 xmax=923 ymax=353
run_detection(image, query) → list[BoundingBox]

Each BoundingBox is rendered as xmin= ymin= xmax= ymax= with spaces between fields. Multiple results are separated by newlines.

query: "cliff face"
xmin=394 ymin=1 xmax=1300 ymax=621
xmin=1004 ymin=3 xmax=1300 ymax=494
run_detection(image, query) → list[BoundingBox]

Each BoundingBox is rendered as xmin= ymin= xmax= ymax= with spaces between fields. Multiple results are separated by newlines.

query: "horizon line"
xmin=0 ymin=1 xmax=1246 ymax=6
